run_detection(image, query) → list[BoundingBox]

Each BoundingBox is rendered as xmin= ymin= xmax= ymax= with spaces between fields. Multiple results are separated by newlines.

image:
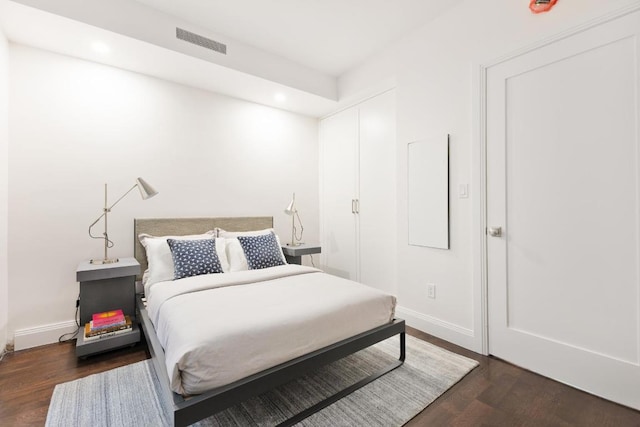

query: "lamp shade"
xmin=136 ymin=177 xmax=158 ymax=200
xmin=285 ymin=193 xmax=297 ymax=215
xmin=285 ymin=201 xmax=295 ymax=215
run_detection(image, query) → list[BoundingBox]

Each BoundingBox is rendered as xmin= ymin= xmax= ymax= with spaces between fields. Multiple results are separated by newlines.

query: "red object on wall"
xmin=530 ymin=0 xmax=558 ymax=14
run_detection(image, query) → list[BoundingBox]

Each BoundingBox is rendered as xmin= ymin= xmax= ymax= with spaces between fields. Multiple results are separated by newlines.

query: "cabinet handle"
xmin=351 ymin=199 xmax=360 ymax=214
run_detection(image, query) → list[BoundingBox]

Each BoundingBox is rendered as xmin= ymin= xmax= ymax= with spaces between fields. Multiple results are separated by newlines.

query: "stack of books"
xmin=84 ymin=309 xmax=132 ymax=342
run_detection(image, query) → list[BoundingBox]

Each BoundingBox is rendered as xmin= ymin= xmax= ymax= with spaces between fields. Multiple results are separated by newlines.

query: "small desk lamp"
xmin=284 ymin=192 xmax=304 ymax=246
xmin=88 ymin=177 xmax=158 ymax=264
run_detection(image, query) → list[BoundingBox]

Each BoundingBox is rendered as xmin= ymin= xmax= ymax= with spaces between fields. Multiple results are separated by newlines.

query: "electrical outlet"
xmin=427 ymin=283 xmax=436 ymax=299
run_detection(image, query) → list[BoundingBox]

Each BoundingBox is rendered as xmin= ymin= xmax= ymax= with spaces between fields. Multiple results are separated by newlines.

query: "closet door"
xmin=358 ymin=90 xmax=396 ymax=294
xmin=320 ymin=107 xmax=359 ymax=280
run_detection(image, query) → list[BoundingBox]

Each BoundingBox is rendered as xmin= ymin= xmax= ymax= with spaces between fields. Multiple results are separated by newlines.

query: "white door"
xmin=359 ymin=90 xmax=396 ymax=294
xmin=320 ymin=107 xmax=359 ymax=280
xmin=486 ymin=10 xmax=640 ymax=409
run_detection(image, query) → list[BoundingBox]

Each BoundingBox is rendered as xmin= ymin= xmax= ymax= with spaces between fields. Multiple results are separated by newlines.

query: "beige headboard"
xmin=133 ymin=216 xmax=273 ymax=279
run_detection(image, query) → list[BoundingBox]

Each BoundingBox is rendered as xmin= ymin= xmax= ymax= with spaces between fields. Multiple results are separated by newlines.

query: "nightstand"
xmin=75 ymin=257 xmax=141 ymax=357
xmin=281 ymin=244 xmax=321 ymax=265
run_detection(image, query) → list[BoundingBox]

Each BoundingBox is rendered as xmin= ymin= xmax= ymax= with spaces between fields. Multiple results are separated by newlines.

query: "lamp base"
xmin=89 ymin=258 xmax=120 ymax=265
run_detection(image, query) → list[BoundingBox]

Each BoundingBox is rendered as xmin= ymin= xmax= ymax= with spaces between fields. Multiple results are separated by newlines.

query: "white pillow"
xmin=138 ymin=231 xmax=226 ymax=285
xmin=218 ymin=228 xmax=274 ymax=238
xmin=218 ymin=228 xmax=287 ymax=272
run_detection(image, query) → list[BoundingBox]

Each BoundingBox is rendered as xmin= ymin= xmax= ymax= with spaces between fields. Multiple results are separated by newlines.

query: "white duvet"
xmin=146 ymin=264 xmax=396 ymax=395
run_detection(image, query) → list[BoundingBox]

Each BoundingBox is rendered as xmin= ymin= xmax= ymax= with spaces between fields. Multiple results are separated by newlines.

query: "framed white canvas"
xmin=408 ymin=134 xmax=449 ymax=249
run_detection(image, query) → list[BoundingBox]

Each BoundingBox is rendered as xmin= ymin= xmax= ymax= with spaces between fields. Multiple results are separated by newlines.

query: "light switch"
xmin=458 ymin=184 xmax=469 ymax=199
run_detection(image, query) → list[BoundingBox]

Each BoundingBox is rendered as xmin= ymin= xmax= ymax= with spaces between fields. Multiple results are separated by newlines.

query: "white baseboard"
xmin=14 ymin=309 xmax=476 ymax=353
xmin=396 ymin=305 xmax=479 ymax=352
xmin=14 ymin=320 xmax=78 ymax=351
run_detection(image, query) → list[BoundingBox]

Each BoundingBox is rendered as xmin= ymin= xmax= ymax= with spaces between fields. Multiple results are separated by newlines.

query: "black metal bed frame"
xmin=137 ymin=295 xmax=406 ymax=427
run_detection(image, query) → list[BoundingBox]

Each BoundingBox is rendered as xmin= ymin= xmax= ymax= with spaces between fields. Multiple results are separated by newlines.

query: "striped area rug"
xmin=46 ymin=335 xmax=478 ymax=426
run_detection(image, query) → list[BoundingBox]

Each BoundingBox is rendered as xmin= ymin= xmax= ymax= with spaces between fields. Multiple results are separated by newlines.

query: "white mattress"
xmin=145 ymin=264 xmax=396 ymax=395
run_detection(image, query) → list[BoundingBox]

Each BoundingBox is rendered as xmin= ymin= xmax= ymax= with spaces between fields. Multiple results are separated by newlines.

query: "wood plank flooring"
xmin=0 ymin=328 xmax=639 ymax=426
xmin=405 ymin=329 xmax=640 ymax=427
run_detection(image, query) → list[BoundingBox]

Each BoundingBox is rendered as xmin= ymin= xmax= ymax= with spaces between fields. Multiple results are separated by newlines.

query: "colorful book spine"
xmin=85 ymin=316 xmax=132 ymax=337
xmin=83 ymin=327 xmax=132 ymax=342
xmin=89 ymin=319 xmax=126 ymax=331
xmin=92 ymin=309 xmax=125 ymax=327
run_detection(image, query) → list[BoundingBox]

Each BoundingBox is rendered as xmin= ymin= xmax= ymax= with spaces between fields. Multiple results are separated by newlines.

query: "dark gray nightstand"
xmin=281 ymin=244 xmax=321 ymax=265
xmin=75 ymin=257 xmax=141 ymax=357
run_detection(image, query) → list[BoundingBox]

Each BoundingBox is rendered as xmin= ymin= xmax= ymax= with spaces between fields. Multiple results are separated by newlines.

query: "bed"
xmin=134 ymin=216 xmax=405 ymax=426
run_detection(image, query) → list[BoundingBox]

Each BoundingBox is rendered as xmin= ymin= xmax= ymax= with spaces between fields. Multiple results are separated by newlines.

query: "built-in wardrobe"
xmin=319 ymin=89 xmax=396 ymax=295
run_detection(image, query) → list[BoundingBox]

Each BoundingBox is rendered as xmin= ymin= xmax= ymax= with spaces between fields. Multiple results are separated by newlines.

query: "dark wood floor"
xmin=405 ymin=329 xmax=640 ymax=427
xmin=1 ymin=328 xmax=639 ymax=426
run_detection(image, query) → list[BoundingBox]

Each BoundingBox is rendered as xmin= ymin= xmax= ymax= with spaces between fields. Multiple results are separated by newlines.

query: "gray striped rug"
xmin=46 ymin=335 xmax=478 ymax=426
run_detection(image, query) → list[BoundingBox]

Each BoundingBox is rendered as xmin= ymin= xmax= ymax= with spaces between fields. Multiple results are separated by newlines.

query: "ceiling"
xmin=131 ymin=0 xmax=464 ymax=77
xmin=1 ymin=0 xmax=464 ymax=116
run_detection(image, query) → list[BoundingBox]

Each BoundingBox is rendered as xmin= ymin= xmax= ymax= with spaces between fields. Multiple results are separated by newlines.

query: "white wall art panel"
xmin=408 ymin=135 xmax=449 ymax=250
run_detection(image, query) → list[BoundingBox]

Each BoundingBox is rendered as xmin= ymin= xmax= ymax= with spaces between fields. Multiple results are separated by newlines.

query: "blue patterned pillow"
xmin=166 ymin=238 xmax=223 ymax=279
xmin=237 ymin=233 xmax=285 ymax=270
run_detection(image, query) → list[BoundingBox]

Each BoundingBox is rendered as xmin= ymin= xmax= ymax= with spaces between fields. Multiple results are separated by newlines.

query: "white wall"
xmin=339 ymin=0 xmax=640 ymax=351
xmin=8 ymin=44 xmax=319 ymax=349
xmin=0 ymin=8 xmax=9 ymax=350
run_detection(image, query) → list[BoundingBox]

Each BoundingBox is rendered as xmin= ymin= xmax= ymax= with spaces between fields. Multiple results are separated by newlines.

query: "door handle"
xmin=488 ymin=226 xmax=502 ymax=237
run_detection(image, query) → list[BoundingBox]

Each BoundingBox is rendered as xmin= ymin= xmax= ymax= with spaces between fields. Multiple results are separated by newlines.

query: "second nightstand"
xmin=281 ymin=244 xmax=321 ymax=265
xmin=75 ymin=257 xmax=141 ymax=358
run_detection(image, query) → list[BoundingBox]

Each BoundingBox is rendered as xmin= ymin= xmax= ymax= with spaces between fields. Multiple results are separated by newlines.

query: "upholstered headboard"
xmin=133 ymin=216 xmax=273 ymax=279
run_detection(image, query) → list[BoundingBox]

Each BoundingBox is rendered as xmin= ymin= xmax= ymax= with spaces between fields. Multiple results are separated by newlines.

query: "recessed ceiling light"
xmin=274 ymin=93 xmax=286 ymax=103
xmin=91 ymin=42 xmax=110 ymax=54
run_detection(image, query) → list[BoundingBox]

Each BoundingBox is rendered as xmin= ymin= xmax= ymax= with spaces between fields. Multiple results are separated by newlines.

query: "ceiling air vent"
xmin=176 ymin=27 xmax=227 ymax=55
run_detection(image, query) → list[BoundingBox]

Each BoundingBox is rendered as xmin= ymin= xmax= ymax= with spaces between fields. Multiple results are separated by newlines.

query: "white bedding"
xmin=146 ymin=264 xmax=396 ymax=395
